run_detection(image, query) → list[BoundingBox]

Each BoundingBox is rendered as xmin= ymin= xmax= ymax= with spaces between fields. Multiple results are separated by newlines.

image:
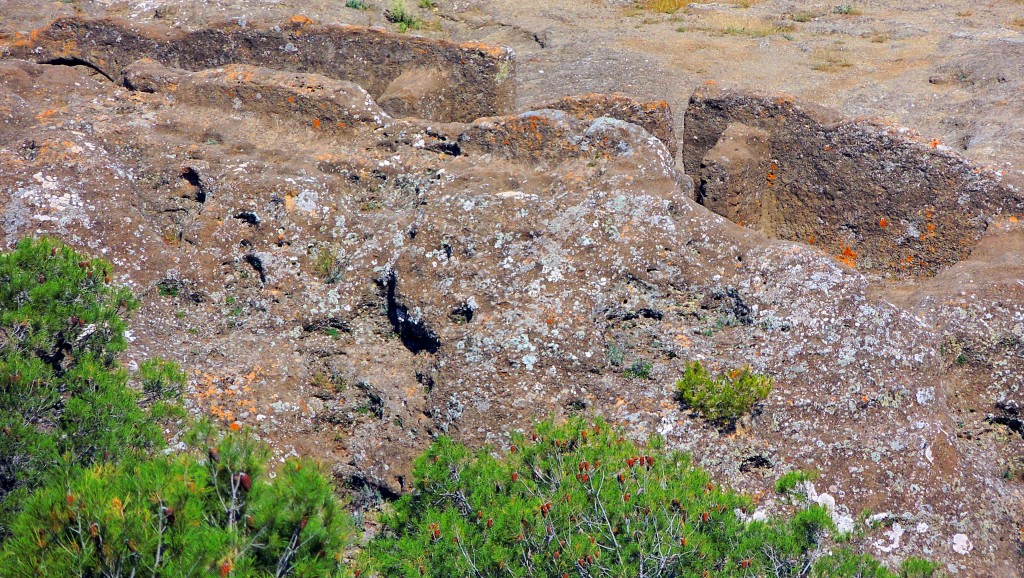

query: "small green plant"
xmin=900 ymin=557 xmax=941 ymax=578
xmin=833 ymin=4 xmax=860 ymax=15
xmin=810 ymin=548 xmax=897 ymax=577
xmin=418 ymin=0 xmax=436 ymax=7
xmin=345 ymin=0 xmax=368 ymax=8
xmin=625 ymin=359 xmax=653 ymax=380
xmin=385 ymin=0 xmax=421 ymax=32
xmin=775 ymin=469 xmax=819 ymax=494
xmin=314 ymin=245 xmax=343 ymax=284
xmin=675 ymin=361 xmax=772 ymax=427
xmin=157 ymin=281 xmax=179 ymax=297
xmin=607 ymin=343 xmax=625 ymax=367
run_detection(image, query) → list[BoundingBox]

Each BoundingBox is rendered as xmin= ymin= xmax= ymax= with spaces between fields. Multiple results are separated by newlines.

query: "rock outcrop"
xmin=1 ymin=16 xmax=515 ymax=122
xmin=684 ymin=86 xmax=1024 ymax=278
xmin=1 ymin=15 xmax=1022 ymax=576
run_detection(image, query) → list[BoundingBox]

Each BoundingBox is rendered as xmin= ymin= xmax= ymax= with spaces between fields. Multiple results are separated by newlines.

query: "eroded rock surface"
xmin=1 ymin=14 xmax=1022 ymax=577
xmin=684 ymin=86 xmax=1024 ymax=278
xmin=1 ymin=16 xmax=515 ymax=122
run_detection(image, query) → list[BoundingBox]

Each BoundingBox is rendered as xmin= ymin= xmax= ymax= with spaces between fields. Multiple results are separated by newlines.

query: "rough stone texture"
xmin=0 ymin=16 xmax=515 ymax=123
xmin=0 ymin=11 xmax=1023 ymax=577
xmin=538 ymin=93 xmax=678 ymax=158
xmin=123 ymin=59 xmax=392 ymax=132
xmin=697 ymin=122 xmax=773 ymax=229
xmin=683 ymin=86 xmax=1024 ymax=278
xmin=377 ymin=67 xmax=451 ymax=121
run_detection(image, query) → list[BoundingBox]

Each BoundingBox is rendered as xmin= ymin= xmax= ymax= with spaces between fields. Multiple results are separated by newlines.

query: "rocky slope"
xmin=1 ymin=3 xmax=1023 ymax=575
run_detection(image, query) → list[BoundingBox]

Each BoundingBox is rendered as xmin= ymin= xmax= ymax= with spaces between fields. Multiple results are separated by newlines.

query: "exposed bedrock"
xmin=683 ymin=86 xmax=1024 ymax=278
xmin=1 ymin=16 xmax=1023 ymax=575
xmin=0 ymin=16 xmax=515 ymax=122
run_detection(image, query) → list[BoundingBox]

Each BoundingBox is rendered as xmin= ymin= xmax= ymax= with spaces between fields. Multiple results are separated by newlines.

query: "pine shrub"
xmin=361 ymin=417 xmax=838 ymax=577
xmin=0 ymin=423 xmax=355 ymax=577
xmin=0 ymin=238 xmax=173 ymax=534
xmin=675 ymin=361 xmax=773 ymax=427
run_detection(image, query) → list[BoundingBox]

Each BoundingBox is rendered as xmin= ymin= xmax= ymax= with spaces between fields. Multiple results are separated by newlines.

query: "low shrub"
xmin=675 ymin=361 xmax=772 ymax=427
xmin=0 ymin=424 xmax=354 ymax=577
xmin=361 ymin=417 xmax=839 ymax=577
xmin=385 ymin=0 xmax=421 ymax=32
xmin=775 ymin=469 xmax=819 ymax=495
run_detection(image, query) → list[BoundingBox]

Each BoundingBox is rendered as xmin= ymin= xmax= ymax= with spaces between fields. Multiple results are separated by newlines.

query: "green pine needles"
xmin=0 ymin=237 xmax=163 ymax=533
xmin=675 ymin=361 xmax=773 ymax=427
xmin=0 ymin=423 xmax=354 ymax=578
xmin=362 ymin=417 xmax=841 ymax=577
xmin=0 ymin=238 xmax=355 ymax=576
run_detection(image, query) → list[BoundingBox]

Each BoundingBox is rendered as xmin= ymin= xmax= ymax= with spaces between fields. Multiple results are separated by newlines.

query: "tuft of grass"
xmin=386 ymin=0 xmax=421 ymax=32
xmin=900 ymin=557 xmax=941 ymax=578
xmin=418 ymin=0 xmax=436 ymax=7
xmin=607 ymin=343 xmax=626 ymax=367
xmin=345 ymin=0 xmax=368 ymax=8
xmin=313 ymin=245 xmax=342 ymax=284
xmin=624 ymin=359 xmax=653 ymax=380
xmin=833 ymin=4 xmax=861 ymax=16
xmin=811 ymin=47 xmax=853 ymax=71
xmin=157 ymin=281 xmax=180 ymax=297
xmin=643 ymin=0 xmax=692 ymax=14
xmin=775 ymin=469 xmax=819 ymax=494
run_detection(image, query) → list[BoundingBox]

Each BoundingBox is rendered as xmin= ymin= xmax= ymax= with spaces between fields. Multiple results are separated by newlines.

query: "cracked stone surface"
xmin=2 ymin=1 xmax=1024 ymax=575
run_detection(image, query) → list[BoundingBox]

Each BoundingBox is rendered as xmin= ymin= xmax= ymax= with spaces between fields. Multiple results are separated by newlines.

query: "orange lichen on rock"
xmin=457 ymin=41 xmax=509 ymax=59
xmin=836 ymin=245 xmax=857 ymax=268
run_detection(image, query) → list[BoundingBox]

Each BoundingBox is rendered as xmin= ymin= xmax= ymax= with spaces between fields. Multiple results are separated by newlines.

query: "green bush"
xmin=361 ymin=417 xmax=840 ymax=577
xmin=811 ymin=548 xmax=898 ymax=577
xmin=0 ymin=424 xmax=355 ymax=577
xmin=624 ymin=359 xmax=653 ymax=380
xmin=0 ymin=238 xmax=174 ymax=533
xmin=775 ymin=469 xmax=819 ymax=495
xmin=385 ymin=0 xmax=421 ymax=32
xmin=675 ymin=361 xmax=773 ymax=427
xmin=900 ymin=556 xmax=941 ymax=578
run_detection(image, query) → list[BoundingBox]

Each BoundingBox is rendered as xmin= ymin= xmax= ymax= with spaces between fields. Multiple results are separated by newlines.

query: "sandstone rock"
xmin=124 ymin=59 xmax=391 ymax=131
xmin=1 ymin=14 xmax=1022 ymax=575
xmin=697 ymin=122 xmax=773 ymax=230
